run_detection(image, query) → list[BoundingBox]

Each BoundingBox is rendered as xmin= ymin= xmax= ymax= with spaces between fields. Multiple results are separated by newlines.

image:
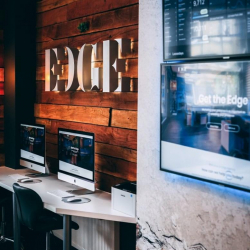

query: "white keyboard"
xmin=9 ymin=174 xmax=28 ymax=181
xmin=47 ymin=189 xmax=73 ymax=199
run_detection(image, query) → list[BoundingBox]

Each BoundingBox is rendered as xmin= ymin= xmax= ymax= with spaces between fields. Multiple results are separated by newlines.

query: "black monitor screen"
xmin=58 ymin=129 xmax=94 ymax=181
xmin=163 ymin=0 xmax=250 ymax=61
xmin=161 ymin=61 xmax=250 ymax=191
xmin=20 ymin=124 xmax=45 ymax=165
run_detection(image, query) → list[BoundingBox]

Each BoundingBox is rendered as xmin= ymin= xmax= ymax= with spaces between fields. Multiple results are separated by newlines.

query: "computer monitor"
xmin=161 ymin=61 xmax=250 ymax=192
xmin=58 ymin=128 xmax=95 ymax=193
xmin=20 ymin=124 xmax=46 ymax=174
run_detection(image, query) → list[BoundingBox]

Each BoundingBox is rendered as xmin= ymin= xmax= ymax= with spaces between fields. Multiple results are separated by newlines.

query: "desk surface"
xmin=0 ymin=167 xmax=136 ymax=224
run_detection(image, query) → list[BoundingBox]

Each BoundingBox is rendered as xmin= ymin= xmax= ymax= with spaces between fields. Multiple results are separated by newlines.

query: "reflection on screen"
xmin=163 ymin=0 xmax=250 ymax=60
xmin=20 ymin=126 xmax=45 ymax=156
xmin=20 ymin=125 xmax=45 ymax=164
xmin=161 ymin=61 xmax=250 ymax=161
xmin=58 ymin=133 xmax=94 ymax=172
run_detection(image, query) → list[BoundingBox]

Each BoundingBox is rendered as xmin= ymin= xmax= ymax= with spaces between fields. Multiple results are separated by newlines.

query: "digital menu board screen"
xmin=161 ymin=61 xmax=250 ymax=192
xmin=163 ymin=0 xmax=250 ymax=61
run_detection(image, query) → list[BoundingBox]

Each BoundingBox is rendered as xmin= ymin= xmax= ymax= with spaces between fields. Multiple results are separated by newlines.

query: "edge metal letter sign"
xmin=45 ymin=39 xmax=131 ymax=92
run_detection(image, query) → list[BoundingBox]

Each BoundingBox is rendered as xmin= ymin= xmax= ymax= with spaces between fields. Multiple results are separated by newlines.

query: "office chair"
xmin=0 ymin=195 xmax=13 ymax=244
xmin=13 ymin=183 xmax=79 ymax=250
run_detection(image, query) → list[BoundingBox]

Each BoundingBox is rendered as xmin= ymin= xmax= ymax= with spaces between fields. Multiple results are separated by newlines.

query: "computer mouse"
xmin=20 ymin=179 xmax=34 ymax=183
xmin=66 ymin=197 xmax=82 ymax=203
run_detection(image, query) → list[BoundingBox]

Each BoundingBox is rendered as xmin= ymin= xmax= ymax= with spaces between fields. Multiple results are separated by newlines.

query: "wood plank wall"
xmin=36 ymin=0 xmax=138 ymax=192
xmin=0 ymin=3 xmax=4 ymax=166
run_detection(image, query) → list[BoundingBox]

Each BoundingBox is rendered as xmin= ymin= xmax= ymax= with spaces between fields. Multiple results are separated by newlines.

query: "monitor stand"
xmin=66 ymin=189 xmax=95 ymax=196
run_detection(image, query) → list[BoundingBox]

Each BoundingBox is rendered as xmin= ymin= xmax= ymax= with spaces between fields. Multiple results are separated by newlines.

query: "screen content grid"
xmin=163 ymin=0 xmax=250 ymax=60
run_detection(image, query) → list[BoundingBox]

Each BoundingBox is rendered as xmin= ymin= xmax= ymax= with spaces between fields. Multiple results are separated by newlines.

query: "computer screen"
xmin=163 ymin=0 xmax=250 ymax=61
xmin=58 ymin=129 xmax=95 ymax=188
xmin=20 ymin=124 xmax=45 ymax=173
xmin=161 ymin=61 xmax=250 ymax=191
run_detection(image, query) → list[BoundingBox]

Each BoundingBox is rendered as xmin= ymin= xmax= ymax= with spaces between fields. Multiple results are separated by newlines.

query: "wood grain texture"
xmin=36 ymin=25 xmax=138 ymax=55
xmin=36 ymin=0 xmax=138 ymax=192
xmin=0 ymin=132 xmax=3 ymax=145
xmin=0 ymin=119 xmax=3 ymax=130
xmin=0 ymin=105 xmax=3 ymax=118
xmin=37 ymin=43 xmax=138 ymax=66
xmin=111 ymin=109 xmax=137 ymax=130
xmin=34 ymin=104 xmax=110 ymax=126
xmin=0 ymin=83 xmax=3 ymax=95
xmin=36 ymin=118 xmax=137 ymax=149
xmin=37 ymin=5 xmax=138 ymax=42
xmin=37 ymin=6 xmax=68 ymax=28
xmin=0 ymin=45 xmax=3 ymax=68
xmin=0 ymin=68 xmax=3 ymax=82
xmin=37 ymin=0 xmax=138 ymax=28
xmin=0 ymin=96 xmax=3 ymax=105
xmin=36 ymin=83 xmax=137 ymax=110
xmin=37 ymin=38 xmax=69 ymax=54
xmin=95 ymin=154 xmax=136 ymax=180
xmin=67 ymin=0 xmax=138 ymax=21
xmin=36 ymin=58 xmax=138 ymax=80
xmin=37 ymin=0 xmax=78 ymax=13
xmin=46 ymin=142 xmax=58 ymax=159
xmin=95 ymin=171 xmax=127 ymax=193
xmin=69 ymin=25 xmax=138 ymax=50
xmin=46 ymin=133 xmax=58 ymax=144
xmin=45 ymin=132 xmax=136 ymax=162
xmin=96 ymin=142 xmax=137 ymax=163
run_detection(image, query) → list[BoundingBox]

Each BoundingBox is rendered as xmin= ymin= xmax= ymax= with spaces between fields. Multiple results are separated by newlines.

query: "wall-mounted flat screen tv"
xmin=163 ymin=0 xmax=250 ymax=61
xmin=161 ymin=61 xmax=250 ymax=191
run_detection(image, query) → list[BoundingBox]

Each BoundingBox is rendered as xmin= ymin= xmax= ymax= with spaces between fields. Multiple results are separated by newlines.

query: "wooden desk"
xmin=0 ymin=167 xmax=136 ymax=250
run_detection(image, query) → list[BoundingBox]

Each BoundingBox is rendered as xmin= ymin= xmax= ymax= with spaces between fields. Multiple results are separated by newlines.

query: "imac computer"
xmin=58 ymin=128 xmax=95 ymax=195
xmin=20 ymin=123 xmax=48 ymax=178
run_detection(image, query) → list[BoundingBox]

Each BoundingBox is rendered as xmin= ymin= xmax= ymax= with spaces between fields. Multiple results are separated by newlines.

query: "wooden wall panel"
xmin=37 ymin=5 xmax=138 ymax=42
xmin=36 ymin=58 xmax=138 ymax=79
xmin=36 ymin=0 xmax=138 ymax=192
xmin=36 ymin=118 xmax=137 ymax=150
xmin=37 ymin=0 xmax=78 ymax=13
xmin=0 ymin=9 xmax=4 ymax=166
xmin=36 ymin=82 xmax=138 ymax=110
xmin=67 ymin=0 xmax=138 ymax=21
xmin=0 ymin=69 xmax=4 ymax=82
xmin=0 ymin=105 xmax=3 ymax=118
xmin=111 ymin=109 xmax=137 ymax=129
xmin=34 ymin=104 xmax=110 ymax=126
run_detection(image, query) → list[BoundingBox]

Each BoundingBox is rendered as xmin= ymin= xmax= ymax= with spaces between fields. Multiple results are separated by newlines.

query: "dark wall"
xmin=4 ymin=0 xmax=36 ymax=168
xmin=0 ymin=0 xmax=5 ymax=165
